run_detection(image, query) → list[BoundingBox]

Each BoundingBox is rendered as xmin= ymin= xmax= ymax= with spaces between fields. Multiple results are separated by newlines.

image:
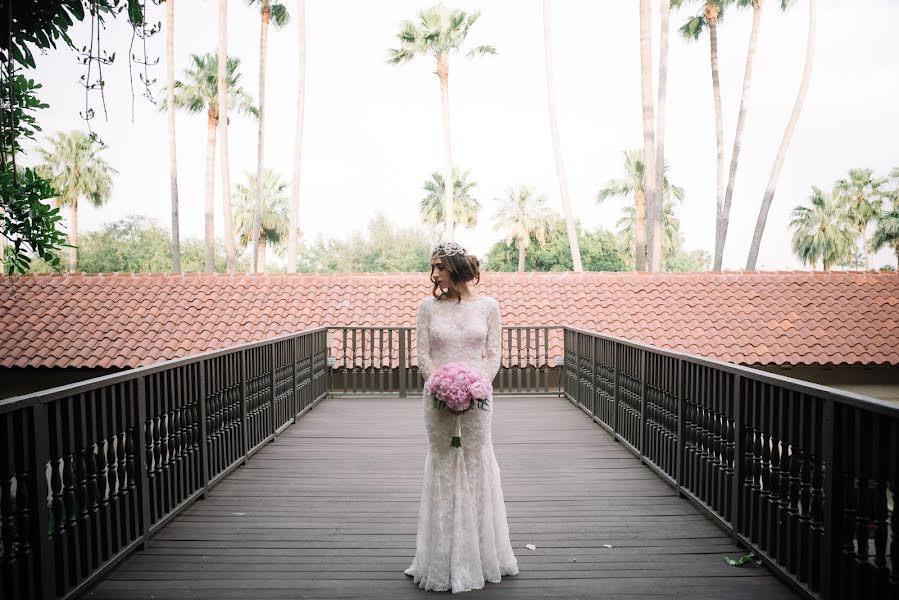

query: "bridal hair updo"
xmin=430 ymin=241 xmax=481 ymax=302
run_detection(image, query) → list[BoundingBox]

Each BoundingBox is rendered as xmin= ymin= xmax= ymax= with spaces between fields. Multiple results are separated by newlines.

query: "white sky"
xmin=25 ymin=0 xmax=899 ymax=270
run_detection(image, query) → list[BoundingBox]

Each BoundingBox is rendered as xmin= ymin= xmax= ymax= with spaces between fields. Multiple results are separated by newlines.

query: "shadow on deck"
xmin=85 ymin=396 xmax=802 ymax=600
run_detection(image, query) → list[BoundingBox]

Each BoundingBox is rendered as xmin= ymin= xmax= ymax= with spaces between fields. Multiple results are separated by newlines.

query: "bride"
xmin=404 ymin=241 xmax=519 ymax=593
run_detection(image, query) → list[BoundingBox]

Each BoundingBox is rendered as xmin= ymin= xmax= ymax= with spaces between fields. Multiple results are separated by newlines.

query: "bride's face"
xmin=431 ymin=258 xmax=449 ymax=289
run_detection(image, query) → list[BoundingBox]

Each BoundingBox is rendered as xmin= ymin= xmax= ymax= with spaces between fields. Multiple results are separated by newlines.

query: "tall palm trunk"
xmin=204 ymin=109 xmax=218 ymax=272
xmin=707 ymin=3 xmax=725 ymax=271
xmin=860 ymin=225 xmax=869 ymax=270
xmin=517 ymin=242 xmax=526 ymax=272
xmin=437 ymin=52 xmax=455 ymax=241
xmin=635 ymin=189 xmax=647 ymax=271
xmin=166 ymin=0 xmax=181 ymax=272
xmin=256 ymin=237 xmax=267 ymax=272
xmin=653 ymin=0 xmax=671 ymax=272
xmin=638 ymin=0 xmax=655 ymax=273
xmin=218 ymin=0 xmax=236 ymax=272
xmin=747 ymin=0 xmax=816 ymax=270
xmin=542 ymin=0 xmax=582 ymax=272
xmin=252 ymin=2 xmax=271 ymax=273
xmin=287 ymin=0 xmax=306 ymax=273
xmin=68 ymin=202 xmax=79 ymax=272
xmin=717 ymin=0 xmax=762 ymax=271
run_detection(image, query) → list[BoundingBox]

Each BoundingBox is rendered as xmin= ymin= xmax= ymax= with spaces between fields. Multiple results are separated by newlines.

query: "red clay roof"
xmin=1 ymin=271 xmax=897 ymax=369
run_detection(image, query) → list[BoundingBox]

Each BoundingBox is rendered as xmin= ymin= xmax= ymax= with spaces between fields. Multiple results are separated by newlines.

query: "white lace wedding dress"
xmin=404 ymin=295 xmax=519 ymax=593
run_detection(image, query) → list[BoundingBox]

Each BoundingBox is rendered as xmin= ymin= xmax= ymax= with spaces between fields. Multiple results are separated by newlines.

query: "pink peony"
xmin=425 ymin=362 xmax=493 ymax=414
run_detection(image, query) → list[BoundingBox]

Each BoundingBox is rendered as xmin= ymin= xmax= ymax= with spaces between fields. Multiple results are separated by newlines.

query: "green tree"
xmin=615 ymin=188 xmax=684 ymax=266
xmin=388 ymin=5 xmax=495 ymax=241
xmin=300 ymin=214 xmax=433 ymax=273
xmin=597 ymin=149 xmax=682 ymax=270
xmin=486 ymin=216 xmax=625 ymax=272
xmin=247 ymin=0 xmax=290 ymax=273
xmin=492 ymin=185 xmax=552 ymax=272
xmin=171 ymin=52 xmax=256 ymax=272
xmin=30 ymin=215 xmax=249 ymax=273
xmin=790 ymin=186 xmax=854 ymax=271
xmin=835 ymin=168 xmax=886 ymax=270
xmin=233 ymin=168 xmax=291 ymax=272
xmin=37 ymin=130 xmax=117 ymax=272
xmin=872 ymin=168 xmax=899 ymax=269
xmin=419 ymin=168 xmax=480 ymax=233
xmin=664 ymin=248 xmax=711 ymax=272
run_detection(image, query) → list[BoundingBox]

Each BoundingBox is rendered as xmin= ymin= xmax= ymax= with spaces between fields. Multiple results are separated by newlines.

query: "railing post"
xmin=639 ymin=349 xmax=647 ymax=463
xmin=197 ymin=362 xmax=209 ymax=498
xmin=676 ymin=358 xmax=685 ymax=498
xmin=612 ymin=342 xmax=620 ymax=435
xmin=270 ymin=343 xmax=277 ymax=439
xmin=30 ymin=402 xmax=56 ymax=600
xmin=399 ymin=328 xmax=407 ymax=399
xmin=732 ymin=374 xmax=744 ymax=542
xmin=291 ymin=336 xmax=298 ymax=418
xmin=591 ymin=336 xmax=598 ymax=418
xmin=821 ymin=398 xmax=842 ymax=599
xmin=136 ymin=376 xmax=151 ymax=549
xmin=240 ymin=350 xmax=248 ymax=465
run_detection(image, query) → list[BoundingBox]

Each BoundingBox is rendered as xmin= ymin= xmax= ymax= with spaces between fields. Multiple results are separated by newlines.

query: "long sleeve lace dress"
xmin=404 ymin=295 xmax=519 ymax=593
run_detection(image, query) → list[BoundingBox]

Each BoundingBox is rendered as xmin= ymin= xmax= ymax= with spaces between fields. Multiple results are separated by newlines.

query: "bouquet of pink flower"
xmin=425 ymin=362 xmax=492 ymax=448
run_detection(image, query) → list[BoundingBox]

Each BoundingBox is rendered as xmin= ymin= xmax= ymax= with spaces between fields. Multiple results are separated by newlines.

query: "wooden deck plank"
xmin=84 ymin=396 xmax=802 ymax=600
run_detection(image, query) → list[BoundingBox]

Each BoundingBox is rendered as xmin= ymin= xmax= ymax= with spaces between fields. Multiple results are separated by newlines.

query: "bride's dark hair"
xmin=430 ymin=252 xmax=481 ymax=302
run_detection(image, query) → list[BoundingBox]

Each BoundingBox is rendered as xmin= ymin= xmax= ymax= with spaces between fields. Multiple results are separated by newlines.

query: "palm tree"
xmin=598 ymin=149 xmax=682 ymax=271
xmin=172 ymin=53 xmax=256 ymax=272
xmin=287 ymin=0 xmax=307 ymax=273
xmin=747 ymin=0 xmax=816 ymax=270
xmin=655 ymin=0 xmax=683 ymax=271
xmin=542 ymin=0 xmax=582 ymax=272
xmin=835 ymin=168 xmax=886 ymax=271
xmin=420 ymin=168 xmax=480 ymax=233
xmin=217 ymin=0 xmax=237 ymax=272
xmin=616 ymin=189 xmax=685 ymax=265
xmin=680 ymin=0 xmax=728 ymax=270
xmin=638 ymin=0 xmax=657 ymax=273
xmin=165 ymin=0 xmax=181 ymax=272
xmin=872 ymin=168 xmax=899 ymax=270
xmin=873 ymin=198 xmax=899 ymax=271
xmin=492 ymin=185 xmax=552 ymax=272
xmin=789 ymin=186 xmax=854 ymax=271
xmin=388 ymin=5 xmax=495 ymax=241
xmin=717 ymin=0 xmax=795 ymax=271
xmin=233 ymin=168 xmax=290 ymax=272
xmin=37 ymin=130 xmax=117 ymax=272
xmin=247 ymin=0 xmax=290 ymax=273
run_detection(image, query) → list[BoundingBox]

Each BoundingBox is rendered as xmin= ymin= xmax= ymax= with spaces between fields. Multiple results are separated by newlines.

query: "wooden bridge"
xmin=1 ymin=326 xmax=895 ymax=599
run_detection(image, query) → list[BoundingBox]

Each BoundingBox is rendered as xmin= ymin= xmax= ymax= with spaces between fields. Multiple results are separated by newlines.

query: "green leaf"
xmin=724 ymin=552 xmax=756 ymax=567
xmin=127 ymin=0 xmax=145 ymax=26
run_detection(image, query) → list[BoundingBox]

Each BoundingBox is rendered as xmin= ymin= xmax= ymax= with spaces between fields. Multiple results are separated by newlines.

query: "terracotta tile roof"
xmin=1 ymin=271 xmax=897 ymax=369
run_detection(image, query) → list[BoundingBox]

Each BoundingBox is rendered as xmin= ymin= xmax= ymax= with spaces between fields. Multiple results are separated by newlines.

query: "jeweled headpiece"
xmin=431 ymin=241 xmax=467 ymax=258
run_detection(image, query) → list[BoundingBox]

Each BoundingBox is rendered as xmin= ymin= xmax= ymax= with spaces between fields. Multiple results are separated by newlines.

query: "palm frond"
xmin=466 ymin=45 xmax=497 ymax=58
xmin=679 ymin=15 xmax=706 ymax=40
xmin=270 ymin=3 xmax=290 ymax=27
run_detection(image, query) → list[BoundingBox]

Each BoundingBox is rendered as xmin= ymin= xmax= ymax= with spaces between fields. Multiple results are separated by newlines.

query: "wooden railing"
xmin=7 ymin=323 xmax=895 ymax=600
xmin=0 ymin=328 xmax=328 ymax=600
xmin=562 ymin=326 xmax=898 ymax=600
xmin=326 ymin=326 xmax=563 ymax=396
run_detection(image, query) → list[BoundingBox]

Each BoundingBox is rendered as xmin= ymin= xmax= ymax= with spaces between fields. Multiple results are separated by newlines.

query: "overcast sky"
xmin=26 ymin=0 xmax=899 ymax=270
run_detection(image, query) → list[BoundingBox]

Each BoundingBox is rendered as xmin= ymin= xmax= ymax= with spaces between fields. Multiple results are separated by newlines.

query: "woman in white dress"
xmin=404 ymin=241 xmax=519 ymax=593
